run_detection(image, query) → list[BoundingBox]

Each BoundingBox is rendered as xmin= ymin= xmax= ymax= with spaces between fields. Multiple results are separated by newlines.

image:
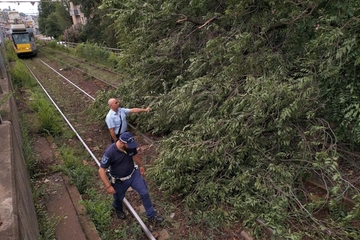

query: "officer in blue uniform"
xmin=98 ymin=132 xmax=163 ymax=223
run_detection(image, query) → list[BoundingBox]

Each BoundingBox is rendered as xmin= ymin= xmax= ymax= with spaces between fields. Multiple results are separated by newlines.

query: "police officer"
xmin=105 ymin=98 xmax=150 ymax=143
xmin=98 ymin=132 xmax=163 ymax=223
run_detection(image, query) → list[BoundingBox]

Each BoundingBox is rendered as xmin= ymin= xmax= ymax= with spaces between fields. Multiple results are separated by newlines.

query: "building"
xmin=69 ymin=2 xmax=86 ymax=26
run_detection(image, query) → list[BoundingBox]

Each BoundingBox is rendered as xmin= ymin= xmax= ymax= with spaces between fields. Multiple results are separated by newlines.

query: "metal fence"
xmin=59 ymin=41 xmax=122 ymax=55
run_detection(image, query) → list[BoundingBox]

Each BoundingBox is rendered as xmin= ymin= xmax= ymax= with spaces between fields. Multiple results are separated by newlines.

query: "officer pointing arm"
xmin=105 ymin=98 xmax=150 ymax=143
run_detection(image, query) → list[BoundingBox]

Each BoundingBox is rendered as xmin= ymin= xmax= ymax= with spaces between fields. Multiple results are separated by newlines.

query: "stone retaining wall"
xmin=0 ymin=74 xmax=40 ymax=240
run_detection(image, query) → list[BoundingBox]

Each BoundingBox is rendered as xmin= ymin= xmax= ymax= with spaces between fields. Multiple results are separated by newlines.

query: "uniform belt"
xmin=118 ymin=168 xmax=136 ymax=181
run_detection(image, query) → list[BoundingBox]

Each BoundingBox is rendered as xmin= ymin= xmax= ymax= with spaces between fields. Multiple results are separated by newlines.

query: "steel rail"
xmin=39 ymin=59 xmax=95 ymax=101
xmin=38 ymin=49 xmax=119 ymax=88
xmin=26 ymin=64 xmax=157 ymax=240
xmin=51 ymin=49 xmax=120 ymax=75
xmin=40 ymin=56 xmax=159 ymax=146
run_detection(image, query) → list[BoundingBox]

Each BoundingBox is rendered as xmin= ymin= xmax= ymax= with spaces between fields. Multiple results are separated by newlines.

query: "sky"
xmin=0 ymin=1 xmax=39 ymax=15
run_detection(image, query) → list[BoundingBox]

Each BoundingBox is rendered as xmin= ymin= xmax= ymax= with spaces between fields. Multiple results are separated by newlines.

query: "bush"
xmin=4 ymin=38 xmax=18 ymax=62
xmin=9 ymin=59 xmax=34 ymax=88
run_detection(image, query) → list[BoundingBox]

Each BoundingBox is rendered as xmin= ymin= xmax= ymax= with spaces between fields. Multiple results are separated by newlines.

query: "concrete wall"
xmin=0 ymin=72 xmax=40 ymax=239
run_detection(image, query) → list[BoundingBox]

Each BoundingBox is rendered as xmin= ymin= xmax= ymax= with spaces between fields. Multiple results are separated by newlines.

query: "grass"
xmin=12 ymin=58 xmax=59 ymax=238
xmin=80 ymin=188 xmax=113 ymax=238
xmin=28 ymin=92 xmax=63 ymax=136
xmin=53 ymin=146 xmax=97 ymax=194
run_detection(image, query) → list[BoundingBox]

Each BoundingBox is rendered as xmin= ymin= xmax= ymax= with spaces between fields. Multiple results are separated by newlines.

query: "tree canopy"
xmin=41 ymin=0 xmax=360 ymax=238
xmin=38 ymin=0 xmax=72 ymax=39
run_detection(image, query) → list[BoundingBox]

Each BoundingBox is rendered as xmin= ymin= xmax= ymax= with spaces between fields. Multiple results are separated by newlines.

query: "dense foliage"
xmin=38 ymin=0 xmax=72 ymax=39
xmin=70 ymin=0 xmax=118 ymax=46
xmin=44 ymin=0 xmax=360 ymax=238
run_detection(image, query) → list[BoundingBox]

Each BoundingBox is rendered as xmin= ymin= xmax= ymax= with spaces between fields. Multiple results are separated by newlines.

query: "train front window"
xmin=29 ymin=32 xmax=35 ymax=41
xmin=12 ymin=34 xmax=30 ymax=44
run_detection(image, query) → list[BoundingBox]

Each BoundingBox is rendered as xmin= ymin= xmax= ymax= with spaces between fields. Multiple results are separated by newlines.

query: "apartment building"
xmin=69 ymin=2 xmax=86 ymax=26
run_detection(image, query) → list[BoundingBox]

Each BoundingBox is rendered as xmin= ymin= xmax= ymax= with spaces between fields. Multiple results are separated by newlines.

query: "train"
xmin=9 ymin=24 xmax=37 ymax=58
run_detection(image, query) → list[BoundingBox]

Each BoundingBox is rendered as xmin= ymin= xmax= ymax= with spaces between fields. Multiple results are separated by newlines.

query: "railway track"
xmin=23 ymin=56 xmax=168 ymax=239
xmin=39 ymin=47 xmax=121 ymax=88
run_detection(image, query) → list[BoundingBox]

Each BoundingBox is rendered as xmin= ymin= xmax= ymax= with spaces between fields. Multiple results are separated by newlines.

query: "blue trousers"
xmin=112 ymin=169 xmax=156 ymax=218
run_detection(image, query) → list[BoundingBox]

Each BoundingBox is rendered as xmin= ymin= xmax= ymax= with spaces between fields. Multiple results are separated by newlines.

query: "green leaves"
xmin=83 ymin=0 xmax=360 ymax=238
xmin=38 ymin=0 xmax=72 ymax=39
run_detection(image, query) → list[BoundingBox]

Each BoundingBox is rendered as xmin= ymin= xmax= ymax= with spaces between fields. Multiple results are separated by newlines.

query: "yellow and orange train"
xmin=9 ymin=24 xmax=37 ymax=57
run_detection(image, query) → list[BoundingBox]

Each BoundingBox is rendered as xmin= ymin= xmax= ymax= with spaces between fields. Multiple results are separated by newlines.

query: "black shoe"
xmin=148 ymin=215 xmax=163 ymax=223
xmin=115 ymin=209 xmax=126 ymax=219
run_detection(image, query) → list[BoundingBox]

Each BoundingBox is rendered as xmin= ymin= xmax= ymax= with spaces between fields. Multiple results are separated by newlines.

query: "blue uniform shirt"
xmin=105 ymin=108 xmax=130 ymax=135
xmin=100 ymin=143 xmax=138 ymax=178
